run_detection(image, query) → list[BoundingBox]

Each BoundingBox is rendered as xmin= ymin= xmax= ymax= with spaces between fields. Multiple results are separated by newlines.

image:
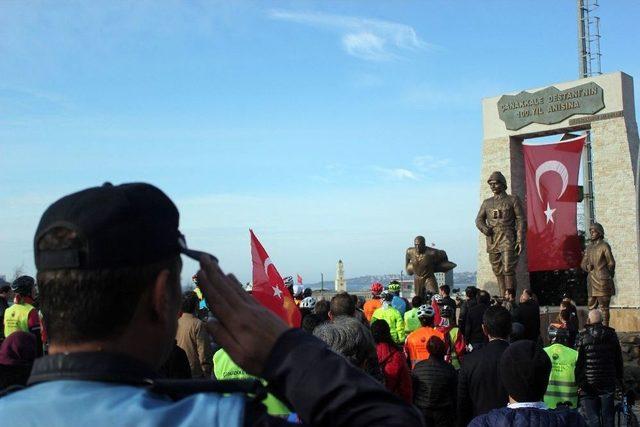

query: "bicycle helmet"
xmin=11 ymin=275 xmax=35 ymax=296
xmin=282 ymin=276 xmax=293 ymax=289
xmin=548 ymin=325 xmax=571 ymax=344
xmin=388 ymin=282 xmax=401 ymax=293
xmin=417 ymin=304 xmax=435 ymax=318
xmin=370 ymin=282 xmax=383 ymax=296
xmin=300 ymin=296 xmax=317 ymax=310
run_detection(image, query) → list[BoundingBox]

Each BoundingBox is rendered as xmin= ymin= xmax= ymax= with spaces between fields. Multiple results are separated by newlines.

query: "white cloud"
xmin=343 ymin=32 xmax=390 ymax=61
xmin=413 ymin=155 xmax=453 ymax=171
xmin=374 ymin=167 xmax=420 ymax=181
xmin=269 ymin=10 xmax=430 ymax=61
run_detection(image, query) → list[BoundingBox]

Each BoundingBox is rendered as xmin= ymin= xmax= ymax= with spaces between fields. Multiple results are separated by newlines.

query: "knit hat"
xmin=499 ymin=340 xmax=551 ymax=402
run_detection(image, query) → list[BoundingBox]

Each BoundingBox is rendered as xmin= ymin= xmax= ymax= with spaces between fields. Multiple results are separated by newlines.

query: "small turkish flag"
xmin=250 ymin=230 xmax=301 ymax=327
xmin=523 ymin=135 xmax=585 ymax=271
xmin=296 ymin=274 xmax=303 ymax=285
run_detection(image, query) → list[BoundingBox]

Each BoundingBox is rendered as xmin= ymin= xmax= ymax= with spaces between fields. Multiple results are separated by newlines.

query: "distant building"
xmin=435 ymin=270 xmax=454 ymax=288
xmin=335 ymin=260 xmax=346 ymax=292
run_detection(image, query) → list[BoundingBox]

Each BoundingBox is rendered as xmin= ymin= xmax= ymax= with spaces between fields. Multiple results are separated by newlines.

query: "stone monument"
xmin=478 ymin=71 xmax=640 ymax=331
xmin=335 ymin=259 xmax=346 ymax=292
xmin=405 ymin=236 xmax=456 ymax=297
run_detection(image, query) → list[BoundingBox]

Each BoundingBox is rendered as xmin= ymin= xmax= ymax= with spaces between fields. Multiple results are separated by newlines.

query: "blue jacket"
xmin=0 ymin=380 xmax=245 ymax=427
xmin=468 ymin=406 xmax=585 ymax=427
xmin=0 ymin=330 xmax=423 ymax=427
xmin=391 ymin=295 xmax=407 ymax=317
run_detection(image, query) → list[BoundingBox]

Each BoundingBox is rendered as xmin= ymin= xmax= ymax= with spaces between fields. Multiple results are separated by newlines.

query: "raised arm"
xmin=197 ymin=256 xmax=423 ymax=427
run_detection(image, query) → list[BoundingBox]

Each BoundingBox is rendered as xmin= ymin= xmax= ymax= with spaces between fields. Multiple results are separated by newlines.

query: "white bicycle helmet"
xmin=417 ymin=304 xmax=435 ymax=318
xmin=300 ymin=296 xmax=317 ymax=309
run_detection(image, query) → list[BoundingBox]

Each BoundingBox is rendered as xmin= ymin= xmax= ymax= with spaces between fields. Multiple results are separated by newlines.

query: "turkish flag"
xmin=296 ymin=274 xmax=303 ymax=285
xmin=250 ymin=230 xmax=301 ymax=327
xmin=523 ymin=135 xmax=585 ymax=272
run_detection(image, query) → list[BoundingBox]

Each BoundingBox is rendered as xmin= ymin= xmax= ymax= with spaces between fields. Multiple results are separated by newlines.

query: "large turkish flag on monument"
xmin=250 ymin=230 xmax=301 ymax=327
xmin=523 ymin=135 xmax=586 ymax=272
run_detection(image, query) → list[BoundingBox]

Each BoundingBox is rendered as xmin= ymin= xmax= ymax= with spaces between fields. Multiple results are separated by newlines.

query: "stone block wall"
xmin=591 ymin=117 xmax=640 ymax=307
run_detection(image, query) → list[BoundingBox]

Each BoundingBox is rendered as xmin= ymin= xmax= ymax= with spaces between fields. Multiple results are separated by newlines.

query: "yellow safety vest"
xmin=543 ymin=343 xmax=579 ymax=409
xmin=213 ymin=349 xmax=290 ymax=416
xmin=4 ymin=302 xmax=34 ymax=338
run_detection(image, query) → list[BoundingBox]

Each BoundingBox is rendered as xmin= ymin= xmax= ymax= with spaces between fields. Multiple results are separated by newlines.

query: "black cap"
xmin=499 ymin=340 xmax=551 ymax=402
xmin=34 ymin=182 xmax=211 ymax=270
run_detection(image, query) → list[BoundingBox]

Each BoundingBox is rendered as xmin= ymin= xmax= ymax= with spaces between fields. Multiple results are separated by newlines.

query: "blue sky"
xmin=1 ymin=1 xmax=639 ymax=285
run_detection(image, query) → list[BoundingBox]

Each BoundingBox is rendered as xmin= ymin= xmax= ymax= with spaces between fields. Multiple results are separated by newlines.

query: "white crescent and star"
xmin=534 ymin=160 xmax=569 ymax=225
xmin=263 ymin=257 xmax=284 ymax=299
xmin=272 ymin=286 xmax=283 ymax=299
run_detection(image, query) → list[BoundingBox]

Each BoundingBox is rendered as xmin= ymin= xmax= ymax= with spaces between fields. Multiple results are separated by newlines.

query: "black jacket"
xmin=458 ymin=299 xmax=476 ymax=335
xmin=575 ymin=323 xmax=623 ymax=394
xmin=512 ymin=300 xmax=540 ymax=342
xmin=412 ymin=357 xmax=457 ymax=410
xmin=456 ymin=339 xmax=509 ymax=427
xmin=464 ymin=302 xmax=488 ymax=345
xmin=468 ymin=406 xmax=585 ymax=426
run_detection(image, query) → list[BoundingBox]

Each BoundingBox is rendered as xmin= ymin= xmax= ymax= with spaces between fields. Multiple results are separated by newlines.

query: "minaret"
xmin=335 ymin=259 xmax=346 ymax=292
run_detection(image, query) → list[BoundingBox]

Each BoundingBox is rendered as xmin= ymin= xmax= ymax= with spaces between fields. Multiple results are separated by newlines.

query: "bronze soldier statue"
xmin=405 ymin=236 xmax=455 ymax=297
xmin=475 ymin=171 xmax=525 ymax=296
xmin=580 ymin=222 xmax=615 ymax=326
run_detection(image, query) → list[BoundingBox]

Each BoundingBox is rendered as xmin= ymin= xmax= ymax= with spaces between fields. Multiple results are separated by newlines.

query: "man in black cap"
xmin=467 ymin=340 xmax=585 ymax=426
xmin=0 ymin=182 xmax=421 ymax=427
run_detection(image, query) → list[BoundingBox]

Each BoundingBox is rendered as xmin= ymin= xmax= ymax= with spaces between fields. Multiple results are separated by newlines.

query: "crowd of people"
xmin=0 ymin=182 xmax=633 ymax=427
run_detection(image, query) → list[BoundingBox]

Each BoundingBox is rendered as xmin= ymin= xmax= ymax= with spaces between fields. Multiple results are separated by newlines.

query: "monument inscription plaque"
xmin=497 ymin=82 xmax=604 ymax=130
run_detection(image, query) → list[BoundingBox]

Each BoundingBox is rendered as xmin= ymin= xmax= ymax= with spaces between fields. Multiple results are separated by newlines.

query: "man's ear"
xmin=150 ymin=269 xmax=173 ymax=323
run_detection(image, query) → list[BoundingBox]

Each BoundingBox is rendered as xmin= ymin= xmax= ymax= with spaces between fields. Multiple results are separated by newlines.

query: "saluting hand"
xmin=197 ymin=256 xmax=289 ymax=376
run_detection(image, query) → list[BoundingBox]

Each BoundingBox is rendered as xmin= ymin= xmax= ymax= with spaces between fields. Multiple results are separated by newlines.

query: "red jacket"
xmin=376 ymin=342 xmax=412 ymax=403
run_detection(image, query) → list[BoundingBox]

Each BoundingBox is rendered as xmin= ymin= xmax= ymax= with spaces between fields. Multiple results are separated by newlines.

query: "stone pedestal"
xmin=478 ymin=72 xmax=640 ymax=309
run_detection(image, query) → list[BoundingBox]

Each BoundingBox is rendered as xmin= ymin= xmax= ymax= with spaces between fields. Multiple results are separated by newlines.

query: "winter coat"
xmin=512 ymin=300 xmax=540 ymax=342
xmin=464 ymin=302 xmax=488 ymax=345
xmin=468 ymin=406 xmax=585 ymax=426
xmin=376 ymin=342 xmax=412 ymax=404
xmin=456 ymin=339 xmax=509 ymax=427
xmin=458 ymin=299 xmax=477 ymax=336
xmin=412 ymin=356 xmax=457 ymax=410
xmin=575 ymin=323 xmax=623 ymax=394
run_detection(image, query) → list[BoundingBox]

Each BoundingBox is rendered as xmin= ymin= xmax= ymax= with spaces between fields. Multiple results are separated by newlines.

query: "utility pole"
xmin=577 ymin=0 xmax=601 ymax=228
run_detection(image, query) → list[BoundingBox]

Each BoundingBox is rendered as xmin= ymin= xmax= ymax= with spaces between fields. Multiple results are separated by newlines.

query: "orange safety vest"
xmin=405 ymin=327 xmax=444 ymax=368
xmin=363 ymin=298 xmax=383 ymax=322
